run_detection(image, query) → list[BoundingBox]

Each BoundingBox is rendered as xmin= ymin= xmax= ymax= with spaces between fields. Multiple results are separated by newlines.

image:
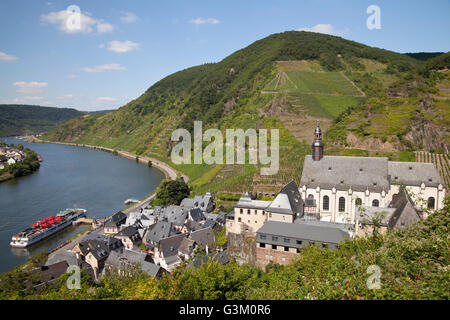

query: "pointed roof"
xmin=267 ymin=180 xmax=303 ymax=215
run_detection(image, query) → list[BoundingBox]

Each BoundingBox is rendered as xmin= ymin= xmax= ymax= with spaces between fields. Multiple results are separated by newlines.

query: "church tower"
xmin=312 ymin=121 xmax=324 ymax=161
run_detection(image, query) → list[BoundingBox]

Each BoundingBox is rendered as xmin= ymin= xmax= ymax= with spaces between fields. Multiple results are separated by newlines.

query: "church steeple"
xmin=312 ymin=121 xmax=324 ymax=161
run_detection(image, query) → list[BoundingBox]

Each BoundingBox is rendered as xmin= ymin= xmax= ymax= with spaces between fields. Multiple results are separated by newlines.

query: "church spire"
xmin=312 ymin=122 xmax=324 ymax=161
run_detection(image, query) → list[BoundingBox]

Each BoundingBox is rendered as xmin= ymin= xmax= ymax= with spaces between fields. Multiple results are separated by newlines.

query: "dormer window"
xmin=311 ymin=179 xmax=315 ymax=182
xmin=428 ymin=178 xmax=432 ymax=182
xmin=328 ymin=167 xmax=332 ymax=170
xmin=409 ymin=166 xmax=412 ymax=170
xmin=340 ymin=180 xmax=344 ymax=184
xmin=359 ymin=168 xmax=363 ymax=172
xmin=394 ymin=176 xmax=398 ymax=180
xmin=373 ymin=182 xmax=377 ymax=186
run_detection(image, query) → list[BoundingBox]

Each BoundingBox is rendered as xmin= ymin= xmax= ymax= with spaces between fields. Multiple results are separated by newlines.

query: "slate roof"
xmin=116 ymin=225 xmax=140 ymax=238
xmin=45 ymin=250 xmax=79 ymax=267
xmin=184 ymin=220 xmax=203 ymax=232
xmin=203 ymin=219 xmax=216 ymax=229
xmin=266 ymin=180 xmax=303 ymax=215
xmin=189 ymin=208 xmax=206 ymax=222
xmin=84 ymin=233 xmax=123 ymax=251
xmin=235 ymin=192 xmax=272 ymax=210
xmin=355 ymin=206 xmax=397 ymax=226
xmin=145 ymin=221 xmax=177 ymax=244
xmin=300 ymin=155 xmax=390 ymax=192
xmin=162 ymin=205 xmax=188 ymax=226
xmin=159 ymin=233 xmax=186 ymax=258
xmin=190 ymin=227 xmax=215 ymax=248
xmin=80 ymin=240 xmax=110 ymax=261
xmin=105 ymin=250 xmax=162 ymax=277
xmin=31 ymin=261 xmax=69 ymax=284
xmin=180 ymin=192 xmax=215 ymax=213
xmin=178 ymin=237 xmax=196 ymax=256
xmin=388 ymin=161 xmax=444 ymax=188
xmin=257 ymin=220 xmax=350 ymax=245
xmin=104 ymin=211 xmax=127 ymax=228
xmin=188 ymin=251 xmax=230 ymax=269
xmin=387 ymin=188 xmax=422 ymax=228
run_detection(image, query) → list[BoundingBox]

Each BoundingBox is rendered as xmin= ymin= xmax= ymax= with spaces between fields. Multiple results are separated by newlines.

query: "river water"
xmin=0 ymin=138 xmax=165 ymax=274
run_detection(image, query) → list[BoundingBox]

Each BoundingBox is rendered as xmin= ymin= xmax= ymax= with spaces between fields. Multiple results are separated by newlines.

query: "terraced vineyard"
xmin=415 ymin=151 xmax=450 ymax=187
xmin=263 ymin=60 xmax=365 ymax=119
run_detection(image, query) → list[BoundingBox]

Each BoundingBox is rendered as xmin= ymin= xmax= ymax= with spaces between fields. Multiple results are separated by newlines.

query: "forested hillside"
xmin=43 ymin=31 xmax=449 ymax=199
xmin=0 ymin=105 xmax=82 ymax=137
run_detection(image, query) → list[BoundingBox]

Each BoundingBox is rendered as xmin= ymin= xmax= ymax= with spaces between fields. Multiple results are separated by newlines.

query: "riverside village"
xmin=31 ymin=124 xmax=446 ymax=288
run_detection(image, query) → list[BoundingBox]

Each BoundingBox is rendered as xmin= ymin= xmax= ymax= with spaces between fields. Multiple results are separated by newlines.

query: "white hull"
xmin=10 ymin=209 xmax=86 ymax=248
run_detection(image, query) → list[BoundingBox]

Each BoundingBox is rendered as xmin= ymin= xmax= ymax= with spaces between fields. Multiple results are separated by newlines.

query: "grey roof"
xmin=189 ymin=208 xmax=206 ymax=222
xmin=32 ymin=261 xmax=69 ymax=284
xmin=257 ymin=220 xmax=350 ymax=245
xmin=266 ymin=180 xmax=303 ymax=215
xmin=180 ymin=198 xmax=195 ymax=210
xmin=145 ymin=220 xmax=177 ymax=244
xmin=159 ymin=233 xmax=186 ymax=257
xmin=79 ymin=239 xmax=110 ymax=261
xmin=84 ymin=233 xmax=123 ymax=250
xmin=162 ymin=205 xmax=188 ymax=225
xmin=388 ymin=161 xmax=444 ymax=188
xmin=188 ymin=251 xmax=230 ymax=269
xmin=295 ymin=218 xmax=353 ymax=234
xmin=387 ymin=188 xmax=422 ymax=228
xmin=300 ymin=155 xmax=390 ymax=192
xmin=115 ymin=225 xmax=141 ymax=242
xmin=105 ymin=250 xmax=161 ymax=276
xmin=203 ymin=219 xmax=216 ymax=229
xmin=190 ymin=227 xmax=215 ymax=248
xmin=45 ymin=250 xmax=79 ymax=267
xmin=235 ymin=192 xmax=272 ymax=210
xmin=355 ymin=206 xmax=397 ymax=226
xmin=180 ymin=192 xmax=215 ymax=213
xmin=184 ymin=220 xmax=202 ymax=232
xmin=141 ymin=261 xmax=164 ymax=278
xmin=105 ymin=211 xmax=127 ymax=228
xmin=178 ymin=237 xmax=196 ymax=256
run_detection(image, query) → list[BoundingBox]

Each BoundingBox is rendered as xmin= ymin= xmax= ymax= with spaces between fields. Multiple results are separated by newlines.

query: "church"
xmin=299 ymin=123 xmax=446 ymax=224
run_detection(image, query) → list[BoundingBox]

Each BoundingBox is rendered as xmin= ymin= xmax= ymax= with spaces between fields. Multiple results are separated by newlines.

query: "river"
xmin=0 ymin=138 xmax=165 ymax=274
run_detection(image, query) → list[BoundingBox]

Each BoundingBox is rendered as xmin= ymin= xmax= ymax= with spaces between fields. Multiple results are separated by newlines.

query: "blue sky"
xmin=0 ymin=0 xmax=449 ymax=111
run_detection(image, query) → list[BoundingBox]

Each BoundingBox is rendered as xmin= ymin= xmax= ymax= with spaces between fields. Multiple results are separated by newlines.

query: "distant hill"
xmin=0 ymin=105 xmax=83 ymax=137
xmin=43 ymin=31 xmax=449 ymax=196
xmin=405 ymin=52 xmax=444 ymax=61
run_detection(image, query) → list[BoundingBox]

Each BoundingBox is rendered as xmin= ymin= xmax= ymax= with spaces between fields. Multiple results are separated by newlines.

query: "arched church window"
xmin=356 ymin=198 xmax=362 ymax=206
xmin=338 ymin=197 xmax=345 ymax=212
xmin=427 ymin=197 xmax=435 ymax=210
xmin=323 ymin=195 xmax=329 ymax=211
xmin=372 ymin=199 xmax=379 ymax=207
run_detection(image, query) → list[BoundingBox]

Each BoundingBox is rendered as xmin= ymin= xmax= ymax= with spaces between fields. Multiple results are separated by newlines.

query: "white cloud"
xmin=40 ymin=10 xmax=114 ymax=34
xmin=97 ymin=96 xmax=117 ymax=102
xmin=98 ymin=43 xmax=106 ymax=48
xmin=0 ymin=51 xmax=18 ymax=61
xmin=120 ymin=12 xmax=138 ymax=24
xmin=13 ymin=96 xmax=45 ymax=103
xmin=297 ymin=24 xmax=349 ymax=36
xmin=189 ymin=17 xmax=220 ymax=25
xmin=12 ymin=81 xmax=48 ymax=94
xmin=81 ymin=63 xmax=126 ymax=73
xmin=107 ymin=40 xmax=139 ymax=53
xmin=67 ymin=74 xmax=77 ymax=79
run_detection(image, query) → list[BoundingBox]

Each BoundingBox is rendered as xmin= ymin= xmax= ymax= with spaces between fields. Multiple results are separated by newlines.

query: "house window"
xmin=260 ymin=234 xmax=266 ymax=240
xmin=283 ymin=238 xmax=290 ymax=243
xmin=282 ymin=257 xmax=286 ymax=262
xmin=372 ymin=199 xmax=379 ymax=207
xmin=240 ymin=209 xmax=243 ymax=214
xmin=338 ymin=197 xmax=345 ymax=212
xmin=296 ymin=240 xmax=302 ymax=245
xmin=284 ymin=246 xmax=289 ymax=252
xmin=271 ymin=245 xmax=277 ymax=250
xmin=272 ymin=236 xmax=278 ymax=241
xmin=262 ymin=211 xmax=265 ymax=215
xmin=427 ymin=197 xmax=435 ymax=209
xmin=247 ymin=209 xmax=250 ymax=215
xmin=260 ymin=243 xmax=266 ymax=248
xmin=322 ymin=243 xmax=328 ymax=249
xmin=238 ymin=217 xmax=241 ymax=222
xmin=323 ymin=195 xmax=329 ymax=211
xmin=356 ymin=198 xmax=362 ymax=206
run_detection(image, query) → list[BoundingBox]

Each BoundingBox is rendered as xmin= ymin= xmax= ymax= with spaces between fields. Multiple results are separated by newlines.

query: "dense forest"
xmin=0 ymin=104 xmax=83 ymax=137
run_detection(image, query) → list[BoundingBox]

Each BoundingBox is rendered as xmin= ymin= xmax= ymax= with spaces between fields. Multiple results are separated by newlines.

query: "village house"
xmin=189 ymin=227 xmax=216 ymax=250
xmin=180 ymin=191 xmax=216 ymax=213
xmin=299 ymin=123 xmax=446 ymax=224
xmin=24 ymin=261 xmax=70 ymax=289
xmin=153 ymin=233 xmax=186 ymax=272
xmin=115 ymin=225 xmax=142 ymax=250
xmin=103 ymin=249 xmax=166 ymax=279
xmin=178 ymin=237 xmax=196 ymax=261
xmin=144 ymin=220 xmax=179 ymax=250
xmin=161 ymin=205 xmax=188 ymax=230
xmin=355 ymin=188 xmax=423 ymax=237
xmin=187 ymin=251 xmax=230 ymax=269
xmin=226 ymin=181 xmax=304 ymax=236
xmin=104 ymin=211 xmax=127 ymax=234
xmin=255 ymin=220 xmax=350 ymax=267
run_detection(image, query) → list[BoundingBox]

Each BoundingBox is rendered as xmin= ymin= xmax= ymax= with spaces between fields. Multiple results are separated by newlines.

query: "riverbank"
xmin=27 ymin=137 xmax=188 ymax=182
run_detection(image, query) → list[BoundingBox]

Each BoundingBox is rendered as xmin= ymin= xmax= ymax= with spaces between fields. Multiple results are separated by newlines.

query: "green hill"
xmin=42 ymin=31 xmax=449 ymax=198
xmin=0 ymin=104 xmax=83 ymax=137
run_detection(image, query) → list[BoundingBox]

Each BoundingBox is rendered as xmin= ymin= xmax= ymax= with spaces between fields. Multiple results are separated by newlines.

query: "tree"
xmin=153 ymin=179 xmax=190 ymax=206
